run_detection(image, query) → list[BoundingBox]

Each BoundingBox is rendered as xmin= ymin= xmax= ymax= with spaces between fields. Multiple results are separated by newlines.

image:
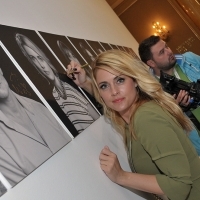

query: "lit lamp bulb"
xmin=152 ymin=21 xmax=169 ymax=40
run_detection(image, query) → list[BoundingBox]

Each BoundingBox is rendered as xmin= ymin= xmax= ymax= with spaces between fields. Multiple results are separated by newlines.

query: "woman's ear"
xmin=133 ymin=80 xmax=138 ymax=88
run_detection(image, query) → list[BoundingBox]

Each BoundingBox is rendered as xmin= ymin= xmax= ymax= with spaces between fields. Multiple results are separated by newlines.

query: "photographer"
xmin=139 ymin=35 xmax=200 ymax=155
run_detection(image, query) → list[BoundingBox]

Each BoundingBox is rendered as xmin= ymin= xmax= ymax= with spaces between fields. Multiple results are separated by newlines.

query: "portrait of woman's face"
xmin=64 ymin=48 xmax=80 ymax=63
xmin=85 ymin=49 xmax=95 ymax=61
xmin=57 ymin=41 xmax=80 ymax=64
xmin=23 ymin=45 xmax=55 ymax=82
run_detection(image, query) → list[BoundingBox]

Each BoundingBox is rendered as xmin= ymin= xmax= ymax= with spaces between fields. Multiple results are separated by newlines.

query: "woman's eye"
xmin=117 ymin=77 xmax=125 ymax=84
xmin=99 ymin=84 xmax=108 ymax=90
xmin=37 ymin=56 xmax=43 ymax=61
xmin=29 ymin=55 xmax=36 ymax=61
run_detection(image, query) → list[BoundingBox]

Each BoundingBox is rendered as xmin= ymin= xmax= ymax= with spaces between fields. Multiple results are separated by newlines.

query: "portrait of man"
xmin=0 ymin=45 xmax=72 ymax=196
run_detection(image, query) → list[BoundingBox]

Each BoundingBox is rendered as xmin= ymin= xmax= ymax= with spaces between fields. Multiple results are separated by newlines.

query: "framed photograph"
xmin=0 ymin=43 xmax=72 ymax=196
xmin=0 ymin=25 xmax=100 ymax=137
xmin=99 ymin=42 xmax=112 ymax=51
xmin=86 ymin=40 xmax=105 ymax=55
xmin=68 ymin=37 xmax=97 ymax=65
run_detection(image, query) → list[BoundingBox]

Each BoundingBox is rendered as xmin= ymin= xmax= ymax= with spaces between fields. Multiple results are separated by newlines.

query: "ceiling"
xmin=175 ymin=0 xmax=200 ymax=29
xmin=106 ymin=0 xmax=200 ymax=30
xmin=105 ymin=0 xmax=200 ymax=55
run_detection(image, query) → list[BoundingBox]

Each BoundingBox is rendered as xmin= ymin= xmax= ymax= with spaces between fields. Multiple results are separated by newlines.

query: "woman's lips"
xmin=112 ymin=98 xmax=124 ymax=103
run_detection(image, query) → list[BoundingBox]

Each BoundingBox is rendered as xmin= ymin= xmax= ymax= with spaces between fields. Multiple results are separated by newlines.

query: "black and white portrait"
xmin=38 ymin=31 xmax=87 ymax=67
xmin=99 ymin=42 xmax=112 ymax=51
xmin=68 ymin=37 xmax=96 ymax=65
xmin=0 ymin=25 xmax=100 ymax=137
xmin=109 ymin=43 xmax=119 ymax=50
xmin=85 ymin=40 xmax=105 ymax=55
xmin=116 ymin=45 xmax=126 ymax=52
xmin=38 ymin=31 xmax=102 ymax=114
xmin=0 ymin=44 xmax=72 ymax=195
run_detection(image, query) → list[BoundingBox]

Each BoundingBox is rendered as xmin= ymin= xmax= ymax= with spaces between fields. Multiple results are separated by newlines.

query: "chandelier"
xmin=152 ymin=21 xmax=169 ymax=40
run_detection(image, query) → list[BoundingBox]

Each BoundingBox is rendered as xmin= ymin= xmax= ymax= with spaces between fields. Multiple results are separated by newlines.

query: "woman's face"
xmin=95 ymin=68 xmax=138 ymax=122
xmin=64 ymin=48 xmax=80 ymax=63
xmin=85 ymin=49 xmax=95 ymax=61
xmin=23 ymin=45 xmax=55 ymax=81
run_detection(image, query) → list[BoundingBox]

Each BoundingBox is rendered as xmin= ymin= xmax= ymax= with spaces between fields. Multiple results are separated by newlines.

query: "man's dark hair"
xmin=138 ymin=35 xmax=160 ymax=64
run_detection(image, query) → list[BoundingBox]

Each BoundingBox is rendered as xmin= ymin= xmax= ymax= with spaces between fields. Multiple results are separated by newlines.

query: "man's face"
xmin=149 ymin=39 xmax=176 ymax=72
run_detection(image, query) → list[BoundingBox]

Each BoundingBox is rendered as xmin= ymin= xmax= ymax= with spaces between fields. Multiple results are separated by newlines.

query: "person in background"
xmin=138 ymin=35 xmax=200 ymax=155
xmin=0 ymin=67 xmax=71 ymax=194
xmin=89 ymin=49 xmax=200 ymax=200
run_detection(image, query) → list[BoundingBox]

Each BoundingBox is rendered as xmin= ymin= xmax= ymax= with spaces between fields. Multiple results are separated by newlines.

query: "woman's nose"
xmin=37 ymin=60 xmax=45 ymax=68
xmin=111 ymin=86 xmax=119 ymax=96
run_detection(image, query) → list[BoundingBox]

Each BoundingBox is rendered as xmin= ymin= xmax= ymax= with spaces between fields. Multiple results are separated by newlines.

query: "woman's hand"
xmin=66 ymin=60 xmax=94 ymax=95
xmin=66 ymin=60 xmax=87 ymax=87
xmin=99 ymin=146 xmax=124 ymax=184
xmin=99 ymin=146 xmax=164 ymax=195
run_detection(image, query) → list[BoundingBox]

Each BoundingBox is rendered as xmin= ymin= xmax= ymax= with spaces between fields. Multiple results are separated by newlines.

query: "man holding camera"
xmin=138 ymin=35 xmax=200 ymax=155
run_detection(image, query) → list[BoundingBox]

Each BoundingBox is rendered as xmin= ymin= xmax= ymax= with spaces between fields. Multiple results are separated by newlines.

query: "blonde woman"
xmin=86 ymin=50 xmax=200 ymax=200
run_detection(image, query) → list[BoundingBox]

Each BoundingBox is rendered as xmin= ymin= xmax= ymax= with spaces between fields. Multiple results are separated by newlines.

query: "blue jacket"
xmin=151 ymin=52 xmax=200 ymax=155
xmin=175 ymin=52 xmax=200 ymax=82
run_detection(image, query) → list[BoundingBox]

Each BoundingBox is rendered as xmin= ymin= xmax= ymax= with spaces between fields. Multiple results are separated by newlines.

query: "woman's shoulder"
xmin=134 ymin=101 xmax=170 ymax=123
xmin=136 ymin=101 xmax=163 ymax=113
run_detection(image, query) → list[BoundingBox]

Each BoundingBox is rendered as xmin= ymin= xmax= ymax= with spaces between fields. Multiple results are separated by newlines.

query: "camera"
xmin=159 ymin=70 xmax=200 ymax=109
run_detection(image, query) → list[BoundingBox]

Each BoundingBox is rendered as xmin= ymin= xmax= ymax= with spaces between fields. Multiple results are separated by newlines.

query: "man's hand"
xmin=173 ymin=90 xmax=190 ymax=107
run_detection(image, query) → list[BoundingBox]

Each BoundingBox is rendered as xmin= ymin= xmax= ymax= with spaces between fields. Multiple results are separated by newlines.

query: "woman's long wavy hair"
xmin=91 ymin=50 xmax=193 ymax=142
xmin=15 ymin=33 xmax=59 ymax=84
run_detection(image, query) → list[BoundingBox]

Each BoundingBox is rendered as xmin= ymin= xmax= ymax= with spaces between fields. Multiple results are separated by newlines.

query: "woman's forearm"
xmin=79 ymin=79 xmax=93 ymax=96
xmin=117 ymin=171 xmax=164 ymax=195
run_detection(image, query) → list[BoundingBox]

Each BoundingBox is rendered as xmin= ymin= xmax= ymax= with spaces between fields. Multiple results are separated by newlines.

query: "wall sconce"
xmin=152 ymin=21 xmax=169 ymax=40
